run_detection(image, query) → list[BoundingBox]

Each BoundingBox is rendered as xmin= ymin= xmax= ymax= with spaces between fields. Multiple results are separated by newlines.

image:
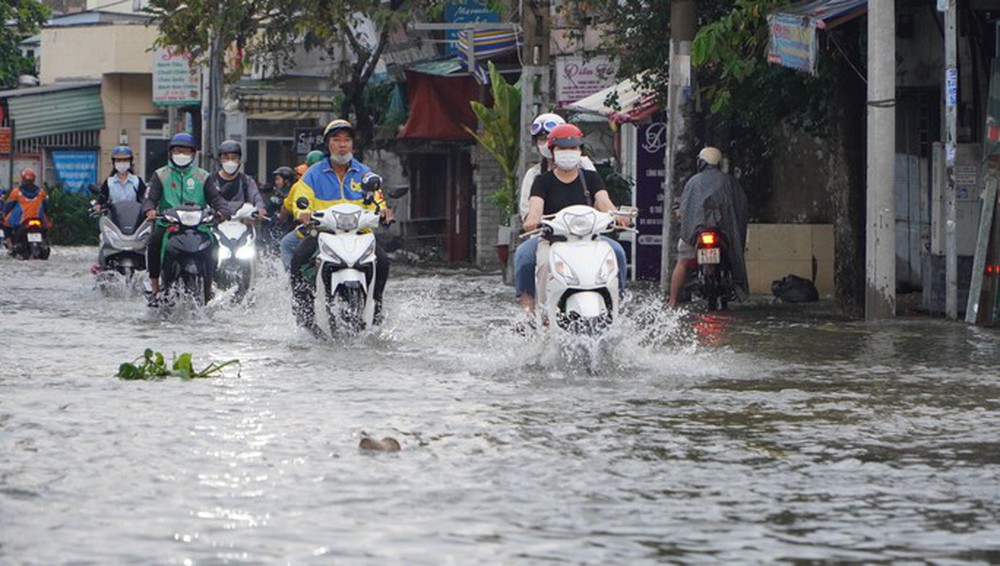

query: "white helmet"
xmin=530 ymin=113 xmax=565 ymax=137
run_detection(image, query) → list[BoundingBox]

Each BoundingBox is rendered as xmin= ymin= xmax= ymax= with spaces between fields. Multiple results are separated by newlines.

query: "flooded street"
xmin=2 ymin=247 xmax=999 ymax=563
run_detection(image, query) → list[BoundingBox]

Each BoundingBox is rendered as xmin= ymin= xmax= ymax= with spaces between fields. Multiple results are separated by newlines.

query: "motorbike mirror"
xmin=386 ymin=185 xmax=409 ymax=199
xmin=295 ymin=197 xmax=310 ymax=210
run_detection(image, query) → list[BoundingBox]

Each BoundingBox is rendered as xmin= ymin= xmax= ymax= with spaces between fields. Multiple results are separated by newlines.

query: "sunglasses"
xmin=530 ymin=119 xmax=562 ymax=136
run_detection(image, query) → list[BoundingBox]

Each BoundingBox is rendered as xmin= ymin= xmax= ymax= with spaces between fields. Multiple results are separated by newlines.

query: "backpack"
xmin=771 ymin=274 xmax=819 ymax=303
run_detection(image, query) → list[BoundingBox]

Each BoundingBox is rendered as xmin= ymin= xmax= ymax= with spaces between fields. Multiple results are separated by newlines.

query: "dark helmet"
xmin=111 ymin=145 xmax=134 ymax=160
xmin=217 ymin=139 xmax=242 ymax=158
xmin=272 ymin=166 xmax=295 ymax=182
xmin=306 ymin=150 xmax=325 ymax=166
xmin=323 ymin=119 xmax=354 ymax=140
xmin=169 ymin=132 xmax=198 ymax=151
xmin=547 ymin=123 xmax=584 ymax=149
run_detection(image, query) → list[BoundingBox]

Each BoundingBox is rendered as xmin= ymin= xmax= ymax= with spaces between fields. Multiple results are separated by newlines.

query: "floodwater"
xmin=1 ymin=247 xmax=999 ymax=564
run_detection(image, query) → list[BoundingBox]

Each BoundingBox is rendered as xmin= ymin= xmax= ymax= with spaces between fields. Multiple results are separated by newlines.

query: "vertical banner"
xmin=635 ymin=120 xmax=668 ymax=280
xmin=766 ymin=13 xmax=818 ymax=74
xmin=51 ymin=150 xmax=98 ymax=193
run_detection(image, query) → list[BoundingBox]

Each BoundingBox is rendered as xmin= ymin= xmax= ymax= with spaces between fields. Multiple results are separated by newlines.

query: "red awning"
xmin=398 ymin=70 xmax=482 ymax=141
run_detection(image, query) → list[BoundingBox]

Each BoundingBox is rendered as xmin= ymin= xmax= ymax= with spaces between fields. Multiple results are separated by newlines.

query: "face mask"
xmin=114 ymin=162 xmax=130 ymax=174
xmin=330 ymin=152 xmax=353 ymax=166
xmin=537 ymin=142 xmax=552 ymax=159
xmin=221 ymin=160 xmax=240 ymax=175
xmin=171 ymin=153 xmax=193 ymax=168
xmin=554 ymin=150 xmax=582 ymax=171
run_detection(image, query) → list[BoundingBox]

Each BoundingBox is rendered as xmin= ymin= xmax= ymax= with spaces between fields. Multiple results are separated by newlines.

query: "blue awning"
xmin=774 ymin=0 xmax=867 ymax=30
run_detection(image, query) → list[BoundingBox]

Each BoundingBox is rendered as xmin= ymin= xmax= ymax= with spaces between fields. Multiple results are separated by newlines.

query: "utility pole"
xmin=660 ymin=0 xmax=697 ymax=295
xmin=943 ymin=0 xmax=959 ymax=319
xmin=865 ymin=0 xmax=896 ymax=320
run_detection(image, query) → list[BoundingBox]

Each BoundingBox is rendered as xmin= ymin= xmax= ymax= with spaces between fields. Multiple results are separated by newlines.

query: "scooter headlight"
xmin=218 ymin=246 xmax=232 ymax=260
xmin=595 ymin=250 xmax=618 ymax=285
xmin=551 ymin=251 xmax=579 ymax=285
xmin=235 ymin=244 xmax=255 ymax=260
xmin=177 ymin=210 xmax=202 ymax=227
xmin=334 ymin=210 xmax=360 ymax=231
xmin=565 ymin=210 xmax=597 ymax=237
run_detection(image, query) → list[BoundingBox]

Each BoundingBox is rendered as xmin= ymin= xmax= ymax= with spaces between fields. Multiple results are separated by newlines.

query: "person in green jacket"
xmin=142 ymin=133 xmax=229 ymax=301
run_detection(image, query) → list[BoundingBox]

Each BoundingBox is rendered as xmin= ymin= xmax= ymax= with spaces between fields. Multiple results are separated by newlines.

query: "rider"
xmin=289 ymin=118 xmax=393 ymax=329
xmin=517 ymin=124 xmax=629 ymax=314
xmin=92 ymin=145 xmax=147 ymax=212
xmin=667 ymin=146 xmax=749 ymax=308
xmin=205 ymin=139 xmax=267 ymax=219
xmin=142 ymin=132 xmax=229 ymax=303
xmin=3 ymin=168 xmax=50 ymax=250
xmin=278 ymin=149 xmax=332 ymax=270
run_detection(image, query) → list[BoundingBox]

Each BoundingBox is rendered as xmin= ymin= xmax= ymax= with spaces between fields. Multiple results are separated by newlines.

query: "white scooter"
xmin=531 ymin=205 xmax=635 ymax=335
xmin=214 ymin=202 xmax=258 ymax=301
xmin=302 ymin=182 xmax=408 ymax=336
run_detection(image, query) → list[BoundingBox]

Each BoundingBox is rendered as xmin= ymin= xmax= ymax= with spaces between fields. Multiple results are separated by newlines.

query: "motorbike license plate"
xmin=697 ymin=248 xmax=720 ymax=264
xmin=27 ymin=232 xmax=43 ymax=243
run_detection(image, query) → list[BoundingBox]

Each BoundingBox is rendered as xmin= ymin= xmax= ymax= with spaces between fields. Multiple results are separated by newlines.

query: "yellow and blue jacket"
xmin=284 ymin=158 xmax=385 ymax=237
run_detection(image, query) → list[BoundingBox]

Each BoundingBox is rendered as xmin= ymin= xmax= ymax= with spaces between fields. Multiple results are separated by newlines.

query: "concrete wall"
xmin=41 ymin=24 xmax=158 ymax=83
xmin=745 ymin=224 xmax=834 ymax=296
xmin=98 ymin=73 xmax=160 ymax=180
xmin=473 ymin=141 xmax=505 ymax=269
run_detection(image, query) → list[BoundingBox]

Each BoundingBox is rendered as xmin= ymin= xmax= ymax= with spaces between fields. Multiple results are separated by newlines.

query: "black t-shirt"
xmin=529 ymin=169 xmax=606 ymax=215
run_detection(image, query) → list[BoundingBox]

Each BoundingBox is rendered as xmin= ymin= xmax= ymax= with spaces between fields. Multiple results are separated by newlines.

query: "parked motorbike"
xmin=530 ymin=205 xmax=634 ymax=335
xmin=214 ymin=202 xmax=258 ymax=301
xmin=689 ymin=227 xmax=736 ymax=310
xmin=298 ymin=180 xmax=408 ymax=336
xmin=10 ymin=217 xmax=50 ymax=260
xmin=93 ymin=200 xmax=152 ymax=289
xmin=157 ymin=205 xmax=217 ymax=307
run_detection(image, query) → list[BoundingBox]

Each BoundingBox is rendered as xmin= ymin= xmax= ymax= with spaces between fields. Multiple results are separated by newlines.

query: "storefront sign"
xmin=444 ymin=0 xmax=499 ymax=56
xmin=635 ymin=120 xmax=668 ymax=280
xmin=767 ymin=13 xmax=818 ymax=74
xmin=556 ymin=56 xmax=618 ymax=107
xmin=153 ymin=47 xmax=202 ymax=106
xmin=51 ymin=150 xmax=98 ymax=193
xmin=294 ymin=127 xmax=325 ymax=155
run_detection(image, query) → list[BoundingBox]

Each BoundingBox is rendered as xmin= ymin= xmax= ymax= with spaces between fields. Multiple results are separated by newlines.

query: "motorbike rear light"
xmin=27 ymin=219 xmax=42 ymax=228
xmin=700 ymin=232 xmax=717 ymax=246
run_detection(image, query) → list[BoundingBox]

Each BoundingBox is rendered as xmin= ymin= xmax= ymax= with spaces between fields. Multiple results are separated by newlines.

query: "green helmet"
xmin=306 ymin=150 xmax=325 ymax=166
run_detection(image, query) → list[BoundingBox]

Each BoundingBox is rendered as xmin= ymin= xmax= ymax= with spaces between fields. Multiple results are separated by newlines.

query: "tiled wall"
xmin=744 ymin=224 xmax=835 ymax=295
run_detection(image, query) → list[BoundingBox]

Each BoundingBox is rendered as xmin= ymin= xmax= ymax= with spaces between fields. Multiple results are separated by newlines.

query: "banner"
xmin=153 ymin=47 xmax=202 ymax=106
xmin=51 ymin=150 xmax=98 ymax=193
xmin=635 ymin=120 xmax=668 ymax=280
xmin=767 ymin=13 xmax=818 ymax=74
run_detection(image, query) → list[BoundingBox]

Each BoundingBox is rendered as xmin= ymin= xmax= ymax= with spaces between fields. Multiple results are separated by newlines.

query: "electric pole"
xmin=660 ymin=0 xmax=697 ymax=295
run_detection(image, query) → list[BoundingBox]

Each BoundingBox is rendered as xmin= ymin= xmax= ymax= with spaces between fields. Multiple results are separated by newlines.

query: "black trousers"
xmin=290 ymin=234 xmax=390 ymax=327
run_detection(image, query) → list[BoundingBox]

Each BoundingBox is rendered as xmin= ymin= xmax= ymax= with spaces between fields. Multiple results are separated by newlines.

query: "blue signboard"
xmin=766 ymin=13 xmax=818 ymax=74
xmin=51 ymin=150 xmax=98 ymax=193
xmin=444 ymin=0 xmax=499 ymax=56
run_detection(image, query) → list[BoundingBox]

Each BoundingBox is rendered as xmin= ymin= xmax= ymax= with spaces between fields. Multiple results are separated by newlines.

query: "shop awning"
xmin=767 ymin=0 xmax=867 ymax=74
xmin=564 ymin=71 xmax=659 ymax=124
xmin=397 ymin=69 xmax=481 ymax=141
xmin=235 ymin=89 xmax=336 ymax=115
xmin=0 ymin=81 xmax=104 ymax=140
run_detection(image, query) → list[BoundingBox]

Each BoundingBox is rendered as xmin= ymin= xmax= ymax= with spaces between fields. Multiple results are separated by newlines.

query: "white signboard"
xmin=153 ymin=47 xmax=201 ymax=106
xmin=556 ymin=56 xmax=618 ymax=108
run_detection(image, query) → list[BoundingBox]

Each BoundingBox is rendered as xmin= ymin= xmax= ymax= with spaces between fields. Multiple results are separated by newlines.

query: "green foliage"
xmin=0 ymin=0 xmax=50 ymax=89
xmin=465 ymin=62 xmax=521 ymax=223
xmin=45 ymin=185 xmax=97 ymax=246
xmin=117 ymin=348 xmax=240 ymax=380
xmin=594 ymin=161 xmax=633 ymax=208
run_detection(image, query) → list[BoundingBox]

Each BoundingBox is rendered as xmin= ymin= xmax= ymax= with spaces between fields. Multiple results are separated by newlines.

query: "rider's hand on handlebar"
xmin=380 ymin=207 xmax=394 ymax=224
xmin=297 ymin=211 xmax=312 ymax=224
xmin=256 ymin=207 xmax=268 ymax=220
xmin=145 ymin=209 xmax=157 ymax=221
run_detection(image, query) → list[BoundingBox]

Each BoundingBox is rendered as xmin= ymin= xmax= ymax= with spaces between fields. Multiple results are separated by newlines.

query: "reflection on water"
xmin=1 ymin=248 xmax=999 ymax=563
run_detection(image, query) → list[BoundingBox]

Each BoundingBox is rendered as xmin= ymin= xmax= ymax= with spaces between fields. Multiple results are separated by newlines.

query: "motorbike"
xmin=689 ymin=227 xmax=736 ymax=310
xmin=93 ymin=200 xmax=153 ymax=289
xmin=10 ymin=217 xmax=50 ymax=260
xmin=530 ymin=204 xmax=634 ymax=335
xmin=298 ymin=181 xmax=408 ymax=336
xmin=214 ymin=202 xmax=258 ymax=301
xmin=157 ymin=205 xmax=217 ymax=307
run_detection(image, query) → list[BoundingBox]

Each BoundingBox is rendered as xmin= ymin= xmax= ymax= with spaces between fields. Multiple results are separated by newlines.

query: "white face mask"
xmin=221 ymin=160 xmax=240 ymax=175
xmin=553 ymin=150 xmax=582 ymax=171
xmin=537 ymin=142 xmax=552 ymax=159
xmin=114 ymin=162 xmax=130 ymax=174
xmin=330 ymin=152 xmax=352 ymax=166
xmin=171 ymin=153 xmax=194 ymax=168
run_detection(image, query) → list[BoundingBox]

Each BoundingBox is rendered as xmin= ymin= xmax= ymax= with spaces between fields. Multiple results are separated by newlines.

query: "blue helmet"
xmin=169 ymin=132 xmax=197 ymax=151
xmin=111 ymin=145 xmax=134 ymax=160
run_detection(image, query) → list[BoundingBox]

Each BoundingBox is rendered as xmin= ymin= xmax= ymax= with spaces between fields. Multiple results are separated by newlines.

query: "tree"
xmin=465 ymin=62 xmax=521 ymax=222
xmin=0 ymin=0 xmax=50 ymax=90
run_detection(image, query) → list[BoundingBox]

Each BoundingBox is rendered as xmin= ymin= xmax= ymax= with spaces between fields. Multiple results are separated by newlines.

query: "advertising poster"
xmin=444 ymin=0 xmax=498 ymax=56
xmin=51 ymin=150 xmax=98 ymax=193
xmin=635 ymin=120 xmax=667 ymax=281
xmin=153 ymin=47 xmax=202 ymax=106
xmin=556 ymin=56 xmax=618 ymax=107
